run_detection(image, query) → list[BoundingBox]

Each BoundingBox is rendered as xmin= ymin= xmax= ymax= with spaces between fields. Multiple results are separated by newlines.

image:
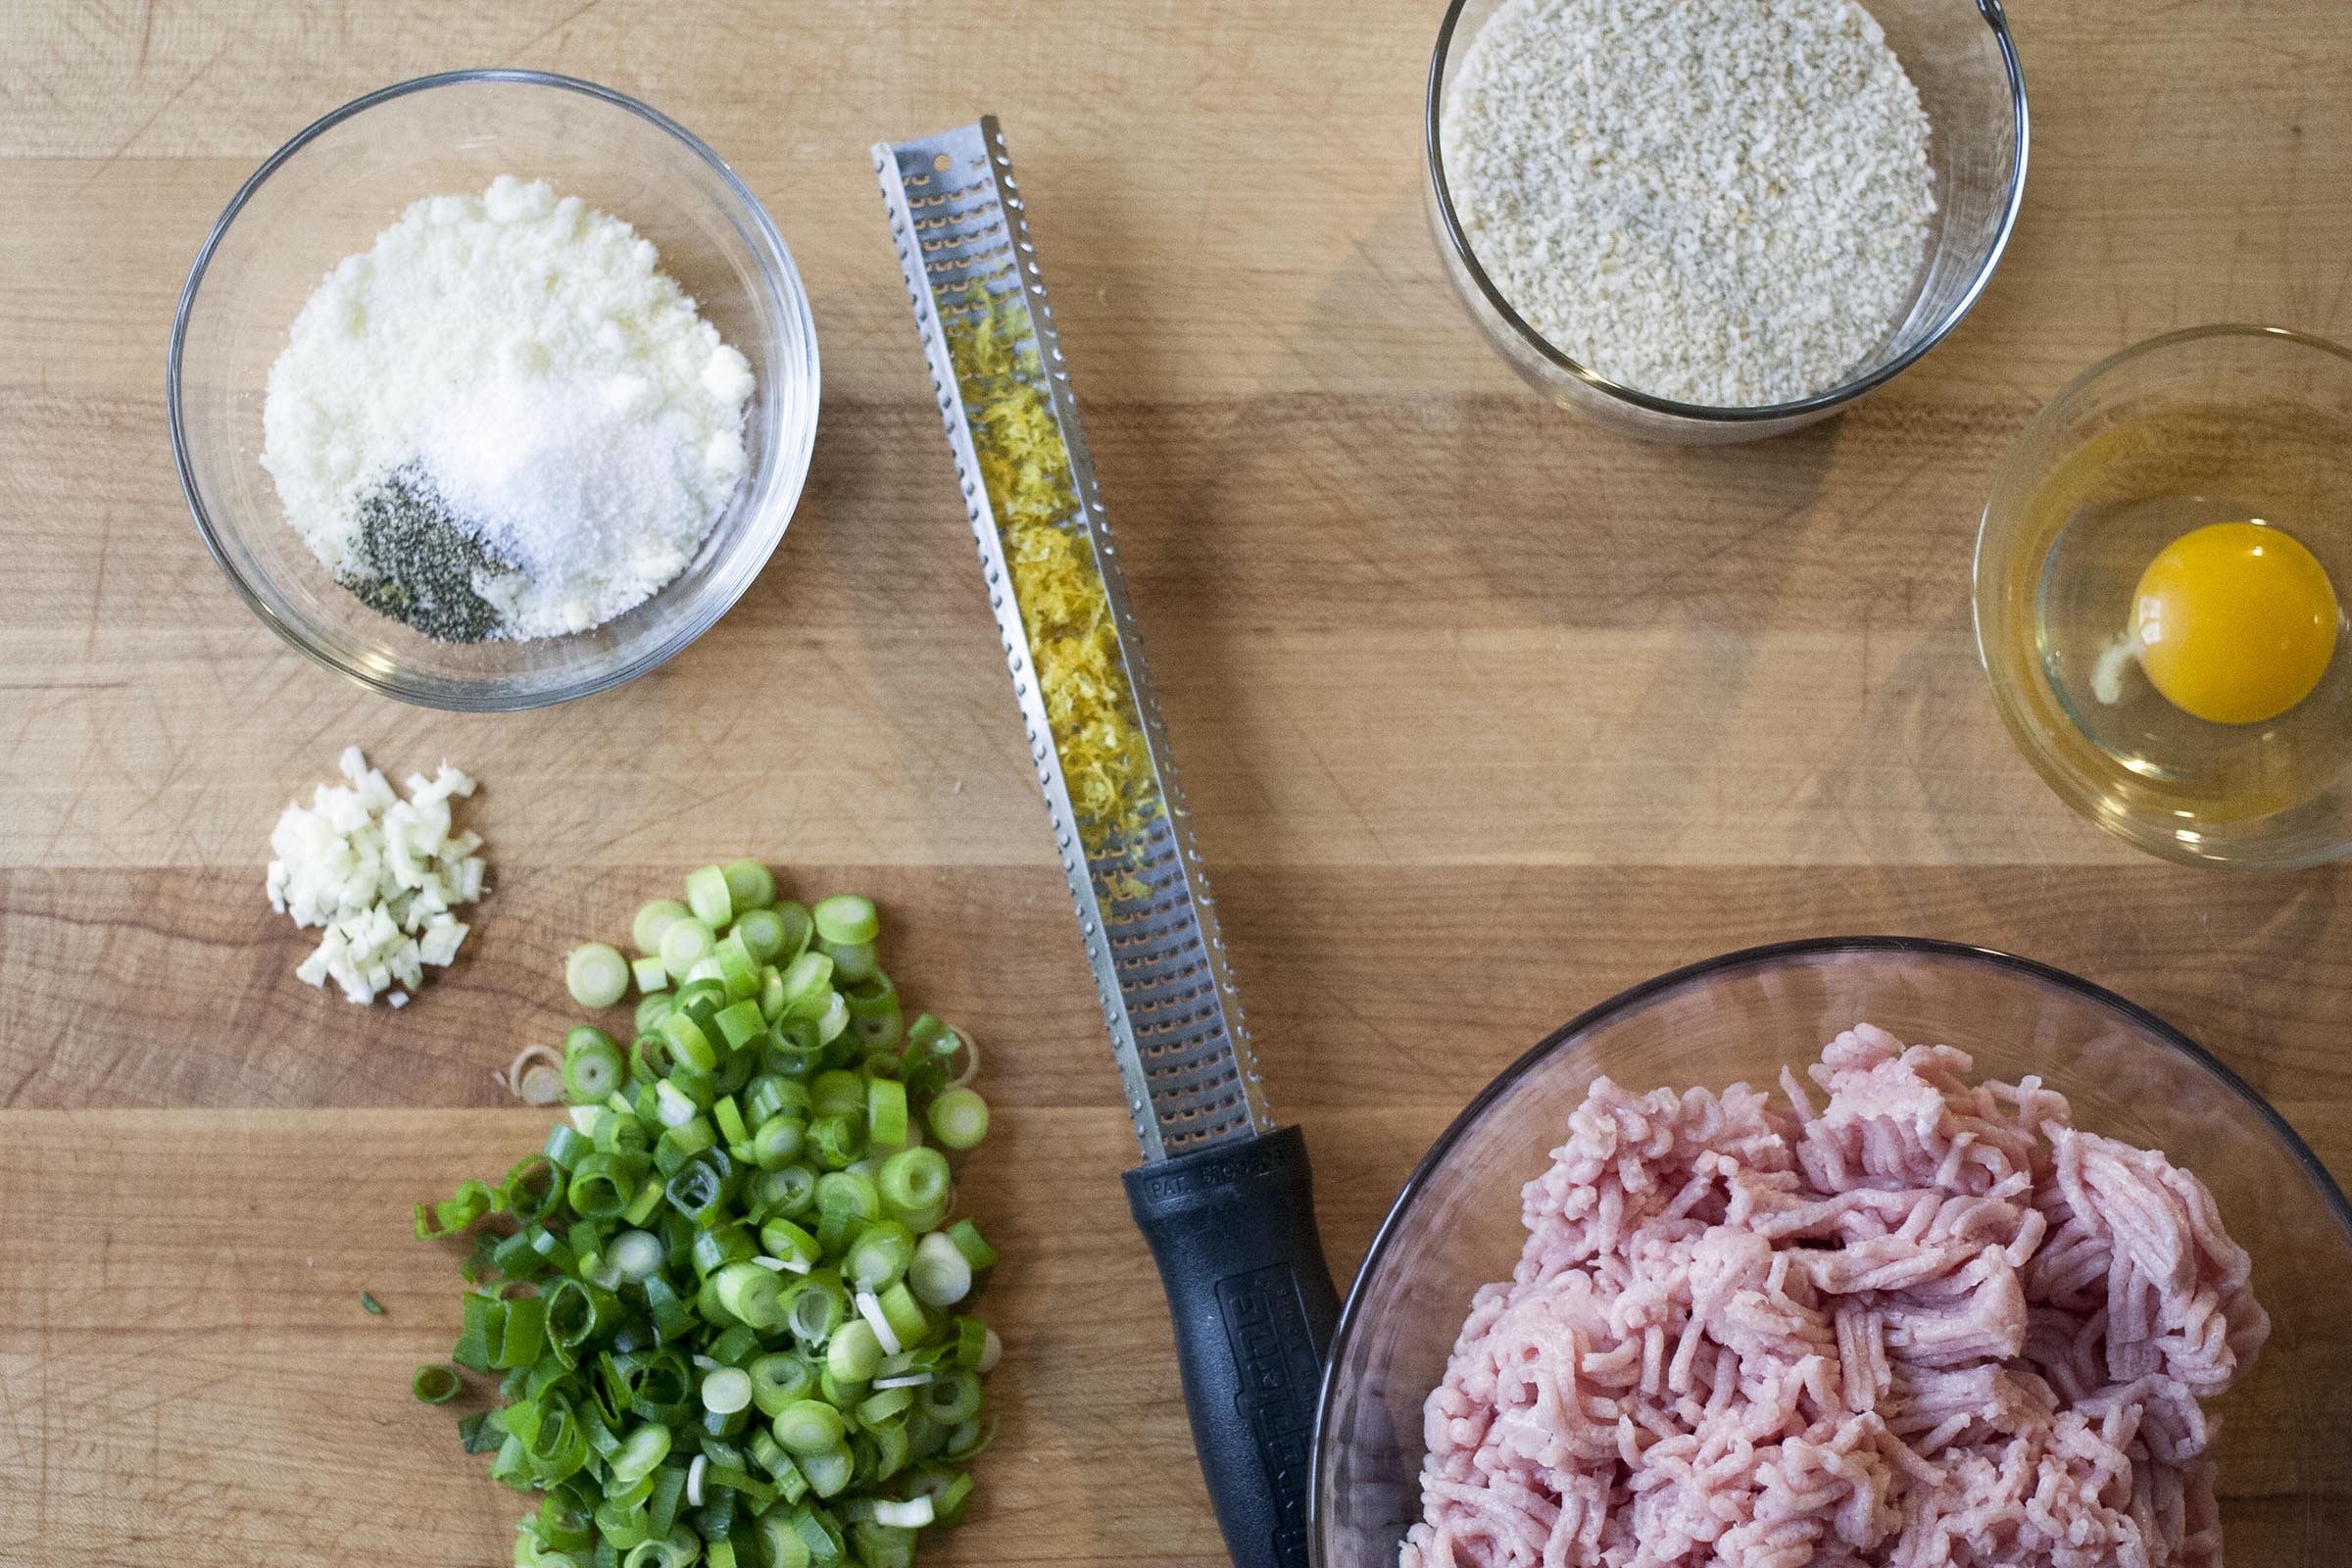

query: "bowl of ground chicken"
xmin=1310 ymin=938 xmax=2352 ymax=1568
xmin=171 ymin=71 xmax=818 ymax=710
xmin=1426 ymin=0 xmax=2027 ymax=442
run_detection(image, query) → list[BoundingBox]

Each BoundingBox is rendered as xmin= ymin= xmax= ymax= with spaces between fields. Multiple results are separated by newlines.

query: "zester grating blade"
xmin=875 ymin=119 xmax=1273 ymax=1163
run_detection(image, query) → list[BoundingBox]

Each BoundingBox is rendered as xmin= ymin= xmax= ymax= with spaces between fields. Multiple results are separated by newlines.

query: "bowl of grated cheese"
xmin=170 ymin=70 xmax=819 ymax=710
xmin=1426 ymin=0 xmax=2028 ymax=442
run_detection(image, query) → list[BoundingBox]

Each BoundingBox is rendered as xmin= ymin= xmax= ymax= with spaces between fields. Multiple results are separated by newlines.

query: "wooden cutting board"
xmin=6 ymin=2 xmax=2352 ymax=1563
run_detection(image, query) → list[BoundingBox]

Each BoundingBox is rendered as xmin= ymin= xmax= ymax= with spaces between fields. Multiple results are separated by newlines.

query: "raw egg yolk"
xmin=2132 ymin=521 xmax=2339 ymax=725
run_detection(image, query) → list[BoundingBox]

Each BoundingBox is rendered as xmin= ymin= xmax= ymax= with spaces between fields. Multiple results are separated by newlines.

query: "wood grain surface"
xmin=6 ymin=2 xmax=2352 ymax=1565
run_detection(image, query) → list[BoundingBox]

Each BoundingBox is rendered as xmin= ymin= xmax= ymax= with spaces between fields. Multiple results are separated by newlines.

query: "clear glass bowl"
xmin=1425 ymin=0 xmax=2028 ymax=443
xmin=169 ymin=71 xmax=819 ymax=710
xmin=1312 ymin=938 xmax=2352 ymax=1566
xmin=1976 ymin=325 xmax=2352 ymax=866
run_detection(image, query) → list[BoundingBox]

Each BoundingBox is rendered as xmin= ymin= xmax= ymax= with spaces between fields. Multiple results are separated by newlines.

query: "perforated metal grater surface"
xmin=874 ymin=120 xmax=1274 ymax=1164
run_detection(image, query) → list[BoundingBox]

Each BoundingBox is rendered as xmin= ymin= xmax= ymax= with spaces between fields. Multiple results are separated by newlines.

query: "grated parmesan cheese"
xmin=266 ymin=746 xmax=488 ymax=1004
xmin=1442 ymin=0 xmax=1937 ymax=407
xmin=262 ymin=176 xmax=753 ymax=640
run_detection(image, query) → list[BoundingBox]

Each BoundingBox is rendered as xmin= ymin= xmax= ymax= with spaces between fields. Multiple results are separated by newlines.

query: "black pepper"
xmin=343 ymin=465 xmax=516 ymax=644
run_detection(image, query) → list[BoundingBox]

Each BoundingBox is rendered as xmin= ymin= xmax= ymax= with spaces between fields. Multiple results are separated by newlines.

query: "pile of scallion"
xmin=414 ymin=859 xmax=1000 ymax=1568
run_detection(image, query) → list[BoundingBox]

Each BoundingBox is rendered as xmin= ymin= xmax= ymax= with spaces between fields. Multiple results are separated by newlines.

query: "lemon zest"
xmin=948 ymin=289 xmax=1161 ymax=862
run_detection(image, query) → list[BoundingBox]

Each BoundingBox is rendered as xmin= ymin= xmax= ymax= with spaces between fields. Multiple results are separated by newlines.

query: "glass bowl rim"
xmin=1969 ymin=322 xmax=2352 ymax=868
xmin=1423 ymin=0 xmax=2030 ymax=424
xmin=1306 ymin=933 xmax=2352 ymax=1557
xmin=165 ymin=67 xmax=820 ymax=712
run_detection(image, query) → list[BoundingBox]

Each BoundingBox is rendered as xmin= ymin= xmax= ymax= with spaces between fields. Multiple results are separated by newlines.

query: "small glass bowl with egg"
xmin=1976 ymin=324 xmax=2352 ymax=865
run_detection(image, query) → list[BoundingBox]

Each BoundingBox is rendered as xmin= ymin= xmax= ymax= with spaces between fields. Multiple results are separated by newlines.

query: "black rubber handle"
xmin=1123 ymin=1125 xmax=1341 ymax=1568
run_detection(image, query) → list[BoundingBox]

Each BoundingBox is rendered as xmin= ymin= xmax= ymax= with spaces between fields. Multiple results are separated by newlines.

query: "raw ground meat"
xmin=1402 ymin=1025 xmax=2269 ymax=1568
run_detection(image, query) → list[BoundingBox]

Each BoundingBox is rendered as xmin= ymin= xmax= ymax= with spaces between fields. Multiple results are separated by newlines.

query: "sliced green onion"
xmin=853 ymin=1291 xmax=901 ymax=1356
xmin=906 ymin=1466 xmax=971 ymax=1526
xmin=773 ymin=1398 xmax=846 ymax=1455
xmin=660 ymin=916 xmax=717 ymax=982
xmin=753 ymin=1116 xmax=807 ymax=1169
xmin=844 ymin=969 xmax=899 ymax=1022
xmin=745 ymin=1074 xmax=809 ymax=1125
xmin=634 ymin=900 xmax=691 ymax=955
xmin=711 ymin=1094 xmax=750 ymax=1150
xmin=416 ymin=867 xmax=1005 ymax=1563
xmin=623 ymin=1173 xmax=666 ymax=1228
xmin=564 ymin=1027 xmax=626 ymax=1103
xmin=566 ymin=943 xmax=630 ymax=1009
xmin=566 ymin=1152 xmax=643 ymax=1220
xmin=543 ymin=1124 xmax=591 ymax=1172
xmin=813 ymin=991 xmax=851 ymax=1046
xmin=811 ymin=896 xmax=879 ymax=946
xmin=714 ymin=998 xmax=765 ymax=1050
xmin=609 ymin=1228 xmax=665 ymax=1282
xmin=643 ymin=1277 xmax=695 ymax=1342
xmin=538 ymin=1496 xmax=595 ymax=1553
xmin=732 ymin=906 xmax=789 ymax=964
xmin=785 ymin=1272 xmax=848 ymax=1346
xmin=414 ymin=1178 xmax=498 ymax=1241
xmin=878 ymin=1148 xmax=950 ymax=1222
xmin=752 ymin=1162 xmax=818 ymax=1219
xmin=852 ymin=1521 xmax=913 ymax=1568
xmin=809 ymin=1070 xmax=864 ymax=1120
xmin=660 ymin=1012 xmax=718 ymax=1075
xmin=749 ymin=1351 xmax=817 ymax=1417
xmin=717 ymin=1260 xmax=790 ymax=1331
xmin=621 ymin=1524 xmax=700 ymax=1568
xmin=758 ymin=1512 xmax=812 ymax=1568
xmin=686 ymin=865 xmax=734 ymax=927
xmin=865 ymin=1078 xmax=907 ymax=1148
xmin=878 ymin=1283 xmax=928 ymax=1350
xmin=778 ymin=951 xmax=834 ymax=1009
xmin=826 ymin=1317 xmax=883 ymax=1384
xmin=760 ymin=1217 xmax=820 ymax=1272
xmin=790 ymin=1503 xmax=843 ymax=1562
xmin=654 ymin=1079 xmax=701 ymax=1129
xmin=547 ymin=1279 xmax=621 ymax=1364
xmin=926 ymin=1087 xmax=989 ymax=1151
xmin=713 ymin=931 xmax=760 ymax=1001
xmin=808 ymin=1113 xmax=866 ymax=1171
xmin=609 ymin=1422 xmax=674 ymax=1488
xmin=701 ymin=1365 xmax=754 ymax=1416
xmin=691 ymin=1224 xmax=757 ymax=1277
xmin=944 ymin=1218 xmax=999 ymax=1271
xmin=505 ymin=1156 xmax=562 ymax=1225
xmin=487 ymin=1296 xmax=547 ymax=1368
xmin=813 ymin=1171 xmax=879 ymax=1228
xmin=845 ymin=1221 xmax=914 ymax=1294
xmin=666 ymin=1160 xmax=729 ymax=1228
xmin=908 ymin=1231 xmax=973 ymax=1307
xmin=857 ymin=1385 xmax=915 ymax=1428
xmin=798 ymin=1444 xmax=854 ymax=1499
xmin=636 ymin=990 xmax=677 ymax=1034
xmin=413 ymin=1363 xmax=461 ymax=1402
xmin=822 ymin=940 xmax=878 ymax=985
xmin=772 ymin=904 xmax=816 ymax=961
xmin=922 ymin=1370 xmax=983 ymax=1425
xmin=868 ymin=1496 xmax=933 ymax=1530
xmin=723 ymin=858 xmax=777 ymax=911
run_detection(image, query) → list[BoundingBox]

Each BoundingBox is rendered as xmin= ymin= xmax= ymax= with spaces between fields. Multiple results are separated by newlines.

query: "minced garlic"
xmin=266 ymin=746 xmax=487 ymax=1004
xmin=947 ymin=290 xmax=1159 ymax=853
